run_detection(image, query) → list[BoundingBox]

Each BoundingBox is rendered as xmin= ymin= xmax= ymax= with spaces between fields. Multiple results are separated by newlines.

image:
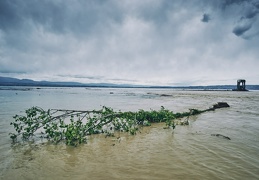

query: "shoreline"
xmin=0 ymin=85 xmax=256 ymax=92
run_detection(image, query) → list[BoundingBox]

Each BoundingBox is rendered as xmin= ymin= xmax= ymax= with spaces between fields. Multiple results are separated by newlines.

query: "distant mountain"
xmin=0 ymin=76 xmax=119 ymax=87
xmin=0 ymin=76 xmax=259 ymax=90
xmin=0 ymin=77 xmax=35 ymax=85
xmin=0 ymin=76 xmax=148 ymax=88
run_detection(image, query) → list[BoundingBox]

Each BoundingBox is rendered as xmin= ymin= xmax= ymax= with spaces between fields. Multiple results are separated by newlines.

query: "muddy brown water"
xmin=1 ymin=87 xmax=259 ymax=179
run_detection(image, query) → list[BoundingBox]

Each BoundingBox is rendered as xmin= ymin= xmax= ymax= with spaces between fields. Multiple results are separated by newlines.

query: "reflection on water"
xmin=1 ymin=88 xmax=259 ymax=179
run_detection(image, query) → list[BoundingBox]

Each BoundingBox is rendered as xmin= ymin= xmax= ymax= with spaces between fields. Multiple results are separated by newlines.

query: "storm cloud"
xmin=201 ymin=14 xmax=211 ymax=23
xmin=233 ymin=22 xmax=252 ymax=36
xmin=0 ymin=0 xmax=259 ymax=85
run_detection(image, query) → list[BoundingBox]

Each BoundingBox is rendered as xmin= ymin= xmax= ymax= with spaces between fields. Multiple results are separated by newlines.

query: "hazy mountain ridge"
xmin=0 ymin=76 xmax=138 ymax=88
xmin=1 ymin=76 xmax=259 ymax=90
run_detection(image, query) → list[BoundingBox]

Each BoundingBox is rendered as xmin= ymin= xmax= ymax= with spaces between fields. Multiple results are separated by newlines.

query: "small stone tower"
xmin=233 ymin=79 xmax=248 ymax=91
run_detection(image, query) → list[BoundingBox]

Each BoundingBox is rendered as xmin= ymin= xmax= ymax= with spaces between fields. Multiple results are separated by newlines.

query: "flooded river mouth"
xmin=1 ymin=88 xmax=259 ymax=179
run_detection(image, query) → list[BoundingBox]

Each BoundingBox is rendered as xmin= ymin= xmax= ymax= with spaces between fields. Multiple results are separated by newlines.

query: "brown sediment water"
xmin=1 ymin=88 xmax=259 ymax=179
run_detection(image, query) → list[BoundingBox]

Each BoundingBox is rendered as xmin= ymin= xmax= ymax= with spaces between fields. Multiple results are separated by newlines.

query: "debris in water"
xmin=211 ymin=134 xmax=231 ymax=140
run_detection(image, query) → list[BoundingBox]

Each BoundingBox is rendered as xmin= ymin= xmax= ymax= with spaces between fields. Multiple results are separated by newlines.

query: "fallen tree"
xmin=9 ymin=102 xmax=229 ymax=146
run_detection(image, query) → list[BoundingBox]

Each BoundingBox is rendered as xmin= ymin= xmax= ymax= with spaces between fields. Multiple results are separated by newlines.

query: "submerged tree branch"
xmin=9 ymin=102 xmax=230 ymax=146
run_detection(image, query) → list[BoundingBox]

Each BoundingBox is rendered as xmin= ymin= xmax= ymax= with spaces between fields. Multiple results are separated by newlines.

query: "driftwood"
xmin=211 ymin=134 xmax=231 ymax=140
xmin=202 ymin=102 xmax=230 ymax=112
xmin=211 ymin=102 xmax=230 ymax=109
xmin=170 ymin=102 xmax=230 ymax=126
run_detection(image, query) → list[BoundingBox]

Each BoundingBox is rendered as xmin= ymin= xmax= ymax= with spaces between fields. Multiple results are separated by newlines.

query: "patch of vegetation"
xmin=9 ymin=106 xmax=203 ymax=146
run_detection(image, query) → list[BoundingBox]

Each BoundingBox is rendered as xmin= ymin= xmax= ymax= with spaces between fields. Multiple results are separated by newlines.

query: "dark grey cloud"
xmin=198 ymin=0 xmax=259 ymax=39
xmin=217 ymin=0 xmax=259 ymax=39
xmin=201 ymin=13 xmax=211 ymax=22
xmin=233 ymin=21 xmax=252 ymax=36
xmin=0 ymin=0 xmax=123 ymax=43
xmin=0 ymin=0 xmax=120 ymax=33
xmin=221 ymin=0 xmax=248 ymax=7
xmin=244 ymin=8 xmax=258 ymax=19
xmin=0 ymin=1 xmax=23 ymax=30
xmin=0 ymin=0 xmax=259 ymax=85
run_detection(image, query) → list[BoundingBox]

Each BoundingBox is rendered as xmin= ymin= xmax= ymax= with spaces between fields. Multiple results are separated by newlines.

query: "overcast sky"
xmin=1 ymin=0 xmax=259 ymax=86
